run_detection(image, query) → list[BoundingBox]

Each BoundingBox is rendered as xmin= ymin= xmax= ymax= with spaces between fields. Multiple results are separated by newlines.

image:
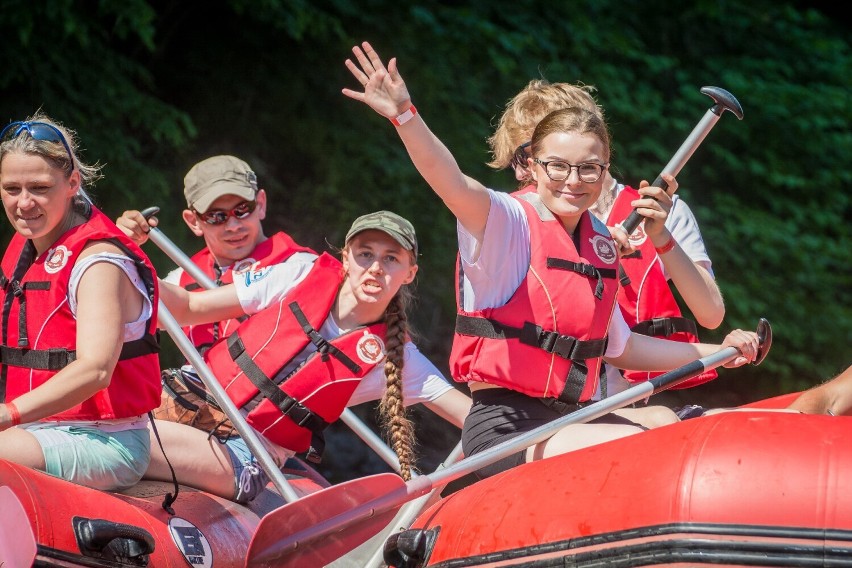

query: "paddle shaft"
xmin=620 ymin=86 xmax=743 ymax=235
xmin=251 ymin=346 xmax=741 ymax=564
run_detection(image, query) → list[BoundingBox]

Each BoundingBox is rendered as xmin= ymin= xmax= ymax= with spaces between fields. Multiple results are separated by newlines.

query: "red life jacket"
xmin=0 ymin=206 xmax=161 ymax=420
xmin=609 ymin=186 xmax=717 ymax=388
xmin=450 ymin=192 xmax=620 ymax=405
xmin=203 ymin=253 xmax=386 ymax=459
xmin=179 ymin=232 xmax=314 ymax=352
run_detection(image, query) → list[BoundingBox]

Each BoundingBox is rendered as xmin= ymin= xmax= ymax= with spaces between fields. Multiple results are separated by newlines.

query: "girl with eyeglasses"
xmin=0 ymin=112 xmax=162 ymax=490
xmin=343 ymin=42 xmax=760 ymax=480
xmin=143 ymin=210 xmax=471 ymax=503
xmin=488 ymin=80 xmax=726 ymax=427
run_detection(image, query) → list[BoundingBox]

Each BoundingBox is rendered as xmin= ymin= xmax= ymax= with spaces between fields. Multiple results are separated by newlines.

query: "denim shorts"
xmin=28 ymin=425 xmax=150 ymax=491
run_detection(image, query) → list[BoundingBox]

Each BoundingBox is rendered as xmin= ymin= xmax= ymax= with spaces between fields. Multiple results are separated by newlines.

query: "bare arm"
xmin=613 ymin=179 xmax=725 ymax=329
xmin=606 ymin=328 xmax=759 ymax=372
xmin=788 ymin=365 xmax=852 ymax=415
xmin=158 ymin=278 xmax=244 ymax=326
xmin=342 ymin=41 xmax=492 ymax=241
xmin=423 ymin=388 xmax=473 ymax=430
xmin=660 ymin=246 xmax=724 ymax=329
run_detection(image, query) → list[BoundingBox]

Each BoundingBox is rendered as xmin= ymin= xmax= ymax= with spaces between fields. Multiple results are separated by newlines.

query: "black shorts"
xmin=461 ymin=388 xmax=644 ymax=480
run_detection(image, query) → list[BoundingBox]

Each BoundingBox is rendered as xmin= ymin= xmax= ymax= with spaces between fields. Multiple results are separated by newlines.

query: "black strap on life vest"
xmin=618 ymin=264 xmax=631 ymax=287
xmin=455 ymin=316 xmax=608 ymax=361
xmin=631 ymin=316 xmax=698 ymax=338
xmin=546 ymin=258 xmax=617 ymax=300
xmin=617 ymin=249 xmax=641 ymax=287
xmin=226 ymin=333 xmax=331 ymax=435
xmin=0 ymin=333 xmax=159 ymax=371
xmin=289 ymin=302 xmax=362 ymax=374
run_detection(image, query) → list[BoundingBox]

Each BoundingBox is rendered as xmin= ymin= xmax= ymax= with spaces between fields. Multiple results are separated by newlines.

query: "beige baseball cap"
xmin=183 ymin=155 xmax=258 ymax=213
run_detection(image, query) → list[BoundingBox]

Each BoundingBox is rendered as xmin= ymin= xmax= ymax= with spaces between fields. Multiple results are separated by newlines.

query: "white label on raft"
xmin=168 ymin=517 xmax=213 ymax=568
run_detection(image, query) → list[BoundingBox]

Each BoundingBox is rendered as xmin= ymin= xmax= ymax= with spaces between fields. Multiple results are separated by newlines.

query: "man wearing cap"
xmin=117 ymin=155 xmax=315 ymax=353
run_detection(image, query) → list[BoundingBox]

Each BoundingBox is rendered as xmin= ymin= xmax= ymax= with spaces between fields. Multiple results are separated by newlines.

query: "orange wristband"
xmin=654 ymin=235 xmax=676 ymax=255
xmin=391 ymin=105 xmax=417 ymax=126
xmin=6 ymin=401 xmax=21 ymax=426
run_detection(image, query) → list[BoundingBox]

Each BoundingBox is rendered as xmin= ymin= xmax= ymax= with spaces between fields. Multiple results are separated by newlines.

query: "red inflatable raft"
xmin=0 ymin=457 xmax=327 ymax=567
xmin=384 ymin=410 xmax=852 ymax=567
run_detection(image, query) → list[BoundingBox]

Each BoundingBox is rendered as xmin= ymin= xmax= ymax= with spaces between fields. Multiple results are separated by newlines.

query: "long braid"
xmin=378 ymin=290 xmax=417 ymax=480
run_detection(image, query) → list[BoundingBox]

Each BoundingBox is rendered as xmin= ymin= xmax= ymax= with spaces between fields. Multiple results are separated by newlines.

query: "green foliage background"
xmin=2 ymin=0 xmax=849 ymax=476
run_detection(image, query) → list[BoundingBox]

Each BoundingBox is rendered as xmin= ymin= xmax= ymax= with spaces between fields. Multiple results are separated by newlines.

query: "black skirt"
xmin=461 ymin=387 xmax=643 ymax=480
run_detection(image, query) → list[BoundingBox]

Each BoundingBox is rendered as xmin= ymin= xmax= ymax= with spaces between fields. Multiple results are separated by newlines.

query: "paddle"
xmin=618 ymin=86 xmax=743 ymax=235
xmin=246 ymin=318 xmax=772 ymax=567
xmin=358 ymin=441 xmax=464 ymax=568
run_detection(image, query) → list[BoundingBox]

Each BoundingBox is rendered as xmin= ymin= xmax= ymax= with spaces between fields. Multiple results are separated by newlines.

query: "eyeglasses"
xmin=510 ymin=141 xmax=532 ymax=170
xmin=0 ymin=121 xmax=75 ymax=168
xmin=533 ymin=158 xmax=608 ymax=183
xmin=195 ymin=200 xmax=257 ymax=225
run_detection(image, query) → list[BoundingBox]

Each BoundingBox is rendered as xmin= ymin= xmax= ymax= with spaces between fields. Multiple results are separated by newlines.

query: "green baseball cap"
xmin=345 ymin=210 xmax=418 ymax=258
xmin=183 ymin=155 xmax=258 ymax=213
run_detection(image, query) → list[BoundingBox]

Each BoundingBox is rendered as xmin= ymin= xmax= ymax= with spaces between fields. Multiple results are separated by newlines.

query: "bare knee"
xmin=530 ymin=423 xmax=644 ymax=461
xmin=613 ymin=406 xmax=679 ymax=429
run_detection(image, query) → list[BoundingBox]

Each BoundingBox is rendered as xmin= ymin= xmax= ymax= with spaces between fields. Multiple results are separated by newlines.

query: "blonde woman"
xmin=0 ymin=113 xmax=161 ymax=490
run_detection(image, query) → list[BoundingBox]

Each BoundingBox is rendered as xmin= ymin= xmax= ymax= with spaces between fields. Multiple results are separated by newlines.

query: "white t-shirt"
xmin=456 ymin=188 xmax=631 ymax=360
xmin=233 ymin=254 xmax=455 ymax=406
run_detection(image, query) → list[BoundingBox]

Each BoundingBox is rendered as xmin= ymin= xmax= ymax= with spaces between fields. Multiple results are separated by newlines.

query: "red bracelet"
xmin=6 ymin=401 xmax=21 ymax=426
xmin=391 ymin=105 xmax=417 ymax=126
xmin=654 ymin=235 xmax=677 ymax=255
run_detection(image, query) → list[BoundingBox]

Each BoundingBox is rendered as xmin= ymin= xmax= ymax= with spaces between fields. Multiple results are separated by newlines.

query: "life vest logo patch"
xmin=44 ymin=245 xmax=72 ymax=274
xmin=232 ymin=257 xmax=257 ymax=275
xmin=589 ymin=235 xmax=618 ymax=265
xmin=356 ymin=332 xmax=385 ymax=364
xmin=243 ymin=263 xmax=272 ymax=287
xmin=628 ymin=222 xmax=649 ymax=246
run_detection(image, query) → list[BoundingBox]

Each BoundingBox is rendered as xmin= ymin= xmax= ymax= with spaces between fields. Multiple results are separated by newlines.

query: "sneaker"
xmin=234 ymin=462 xmax=270 ymax=504
xmin=675 ymin=404 xmax=707 ymax=420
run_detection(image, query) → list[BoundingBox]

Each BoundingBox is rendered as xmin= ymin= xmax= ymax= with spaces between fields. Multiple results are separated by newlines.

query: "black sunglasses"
xmin=0 ymin=121 xmax=75 ymax=168
xmin=510 ymin=141 xmax=532 ymax=170
xmin=194 ymin=200 xmax=258 ymax=225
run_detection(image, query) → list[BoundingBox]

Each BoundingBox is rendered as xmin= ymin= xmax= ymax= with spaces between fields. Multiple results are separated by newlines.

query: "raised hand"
xmin=342 ymin=41 xmax=412 ymax=119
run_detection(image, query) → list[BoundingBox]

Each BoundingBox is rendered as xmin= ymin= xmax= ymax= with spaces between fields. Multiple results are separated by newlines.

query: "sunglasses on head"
xmin=0 ymin=121 xmax=75 ymax=168
xmin=510 ymin=141 xmax=532 ymax=170
xmin=194 ymin=200 xmax=257 ymax=225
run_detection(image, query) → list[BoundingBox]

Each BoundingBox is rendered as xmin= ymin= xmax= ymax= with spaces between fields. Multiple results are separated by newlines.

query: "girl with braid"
xmin=146 ymin=210 xmax=471 ymax=503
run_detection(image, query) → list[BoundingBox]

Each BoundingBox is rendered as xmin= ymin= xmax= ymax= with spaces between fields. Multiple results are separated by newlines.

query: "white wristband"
xmin=391 ymin=105 xmax=417 ymax=127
